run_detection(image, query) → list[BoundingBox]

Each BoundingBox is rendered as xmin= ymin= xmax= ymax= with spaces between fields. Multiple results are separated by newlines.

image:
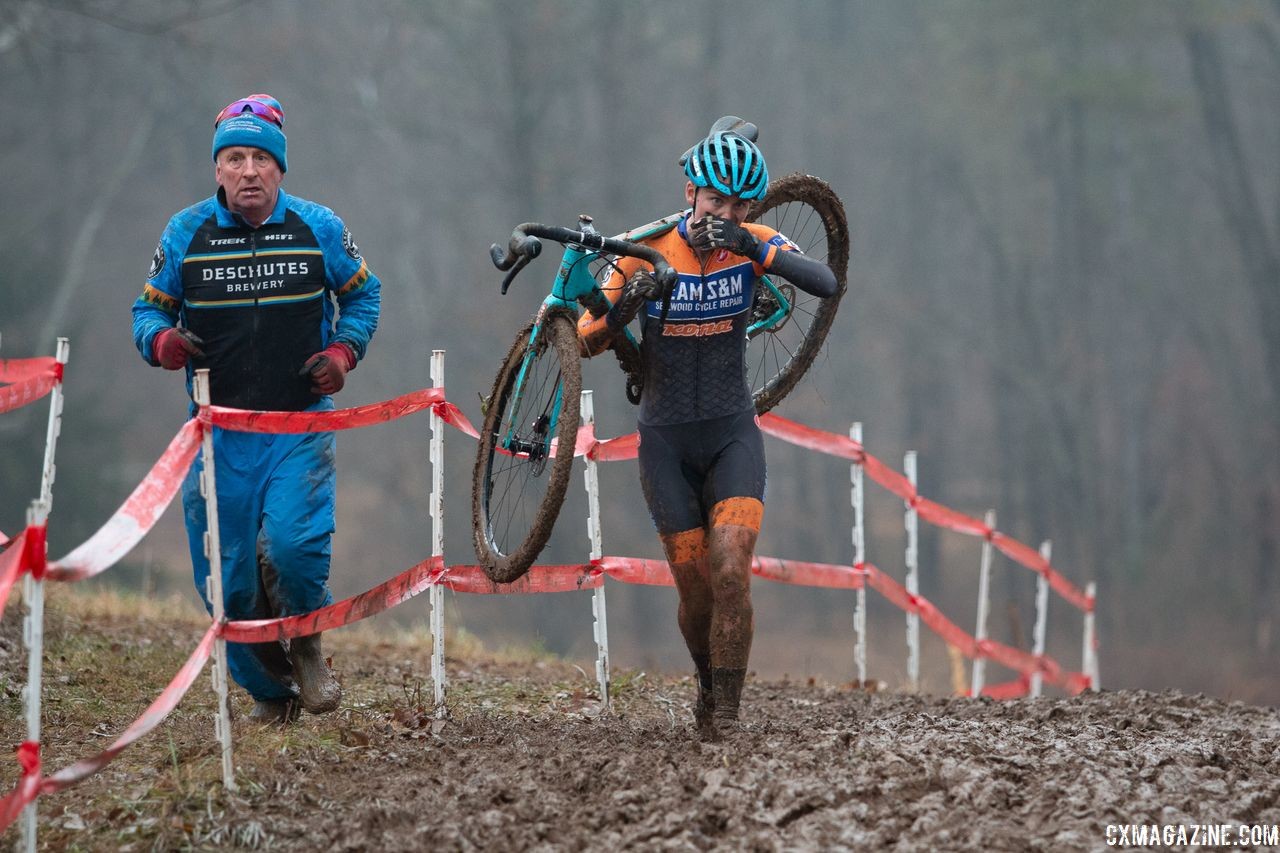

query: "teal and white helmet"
xmin=682 ymin=129 xmax=769 ymax=201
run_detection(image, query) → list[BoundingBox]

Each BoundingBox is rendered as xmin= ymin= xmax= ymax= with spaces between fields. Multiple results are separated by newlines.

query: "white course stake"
xmin=38 ymin=338 xmax=69 ymax=508
xmin=903 ymin=451 xmax=920 ymax=692
xmin=20 ymin=500 xmax=49 ymax=853
xmin=1084 ymin=581 xmax=1100 ymax=690
xmin=429 ymin=351 xmax=447 ymax=713
xmin=970 ymin=509 xmax=997 ymax=698
xmin=581 ymin=391 xmax=611 ymax=708
xmin=1030 ymin=540 xmax=1052 ymax=698
xmin=850 ymin=423 xmax=867 ymax=686
xmin=20 ymin=339 xmax=67 ymax=852
xmin=194 ymin=370 xmax=236 ymax=791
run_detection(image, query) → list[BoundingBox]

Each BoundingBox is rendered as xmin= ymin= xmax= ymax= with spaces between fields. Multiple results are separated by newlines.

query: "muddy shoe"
xmin=698 ymin=715 xmax=724 ymax=743
xmin=712 ymin=667 xmax=746 ymax=725
xmin=289 ymin=633 xmax=341 ymax=714
xmin=248 ymin=697 xmax=300 ymax=724
xmin=694 ymin=676 xmax=717 ymax=740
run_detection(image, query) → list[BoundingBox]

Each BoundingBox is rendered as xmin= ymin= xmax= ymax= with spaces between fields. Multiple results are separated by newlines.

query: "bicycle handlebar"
xmin=490 ymin=223 xmax=678 ymax=325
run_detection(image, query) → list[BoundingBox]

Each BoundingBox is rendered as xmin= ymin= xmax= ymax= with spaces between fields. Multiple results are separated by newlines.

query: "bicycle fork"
xmin=501 ymin=323 xmax=564 ymax=470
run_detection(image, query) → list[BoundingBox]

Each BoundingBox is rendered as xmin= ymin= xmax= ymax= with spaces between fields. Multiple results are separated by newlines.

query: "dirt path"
xmin=3 ymin=598 xmax=1280 ymax=851
xmin=244 ymin=674 xmax=1280 ymax=851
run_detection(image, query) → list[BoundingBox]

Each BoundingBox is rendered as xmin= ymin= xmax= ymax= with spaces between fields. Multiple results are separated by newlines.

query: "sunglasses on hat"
xmin=214 ymin=97 xmax=284 ymax=129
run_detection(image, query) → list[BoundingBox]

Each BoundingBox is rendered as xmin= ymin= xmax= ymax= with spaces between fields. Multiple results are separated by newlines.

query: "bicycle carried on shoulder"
xmin=472 ymin=174 xmax=849 ymax=583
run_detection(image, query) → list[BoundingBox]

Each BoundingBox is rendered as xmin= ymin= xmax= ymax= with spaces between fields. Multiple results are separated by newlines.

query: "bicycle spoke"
xmin=752 ymin=331 xmax=797 ymax=380
xmin=765 ymin=201 xmax=828 ymax=264
xmin=484 ymin=347 xmax=563 ymax=555
xmin=794 ymin=206 xmax=822 ymax=252
xmin=474 ymin=315 xmax=583 ymax=580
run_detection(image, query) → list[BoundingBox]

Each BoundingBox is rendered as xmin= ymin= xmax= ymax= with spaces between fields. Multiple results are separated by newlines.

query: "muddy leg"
xmin=707 ymin=499 xmax=761 ymax=728
xmin=263 ymin=532 xmax=337 ymax=715
xmin=255 ymin=548 xmax=297 ymax=688
xmin=707 ymin=524 xmax=756 ymax=673
xmin=662 ymin=529 xmax=715 ymax=735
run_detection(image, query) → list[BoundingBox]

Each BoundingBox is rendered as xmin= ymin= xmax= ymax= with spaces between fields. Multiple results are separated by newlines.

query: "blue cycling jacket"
xmin=131 ymin=188 xmax=380 ymax=411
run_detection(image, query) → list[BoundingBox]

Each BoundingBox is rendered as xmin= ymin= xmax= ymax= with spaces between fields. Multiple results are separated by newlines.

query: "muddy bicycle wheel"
xmin=472 ymin=313 xmax=583 ymax=584
xmin=746 ymin=173 xmax=849 ymax=414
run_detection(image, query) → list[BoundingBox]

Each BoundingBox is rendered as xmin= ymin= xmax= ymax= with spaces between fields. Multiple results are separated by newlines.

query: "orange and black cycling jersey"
xmin=578 ymin=216 xmax=798 ymax=427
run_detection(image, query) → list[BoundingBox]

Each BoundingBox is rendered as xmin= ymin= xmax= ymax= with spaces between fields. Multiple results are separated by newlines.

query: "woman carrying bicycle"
xmin=577 ymin=119 xmax=837 ymax=740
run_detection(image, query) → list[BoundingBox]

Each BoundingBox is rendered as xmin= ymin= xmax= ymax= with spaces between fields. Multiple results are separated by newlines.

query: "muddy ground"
xmin=3 ymin=594 xmax=1280 ymax=851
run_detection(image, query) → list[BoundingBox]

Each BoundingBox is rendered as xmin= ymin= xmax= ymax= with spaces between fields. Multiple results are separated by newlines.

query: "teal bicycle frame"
xmin=498 ymin=216 xmax=644 ymax=460
xmin=500 ymin=252 xmax=603 ymax=458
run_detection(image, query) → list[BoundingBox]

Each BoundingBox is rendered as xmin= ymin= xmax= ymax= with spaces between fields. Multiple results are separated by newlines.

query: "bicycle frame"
xmin=502 ymin=225 xmax=636 ymax=459
xmin=501 ymin=316 xmax=563 ymax=461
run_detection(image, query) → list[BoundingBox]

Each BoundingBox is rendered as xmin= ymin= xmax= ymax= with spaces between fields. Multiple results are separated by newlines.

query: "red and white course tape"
xmin=0 ymin=530 xmax=28 ymax=616
xmin=0 ymin=624 xmax=217 ymax=833
xmin=223 ymin=557 xmax=446 ymax=643
xmin=760 ymin=414 xmax=1091 ymax=613
xmin=0 ymin=376 xmax=1096 ymax=839
xmin=569 ymin=414 xmax=1091 ymax=613
xmin=47 ymin=419 xmax=201 ymax=583
xmin=207 ymin=387 xmax=446 ymax=433
xmin=0 ymin=357 xmax=60 ymax=416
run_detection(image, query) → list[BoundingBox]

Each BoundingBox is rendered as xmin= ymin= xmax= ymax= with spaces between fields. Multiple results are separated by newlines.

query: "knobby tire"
xmin=472 ymin=313 xmax=583 ymax=583
xmin=747 ymin=173 xmax=849 ymax=414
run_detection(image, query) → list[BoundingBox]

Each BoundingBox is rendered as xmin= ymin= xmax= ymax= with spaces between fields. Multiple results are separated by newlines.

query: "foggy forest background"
xmin=2 ymin=0 xmax=1278 ymax=704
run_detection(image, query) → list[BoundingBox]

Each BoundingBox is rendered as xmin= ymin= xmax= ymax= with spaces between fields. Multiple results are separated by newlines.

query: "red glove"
xmin=153 ymin=327 xmax=205 ymax=370
xmin=300 ymin=343 xmax=356 ymax=395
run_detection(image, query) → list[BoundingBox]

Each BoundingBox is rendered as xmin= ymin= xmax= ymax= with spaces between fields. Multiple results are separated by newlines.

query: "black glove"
xmin=688 ymin=215 xmax=763 ymax=260
xmin=606 ymin=270 xmax=662 ymax=331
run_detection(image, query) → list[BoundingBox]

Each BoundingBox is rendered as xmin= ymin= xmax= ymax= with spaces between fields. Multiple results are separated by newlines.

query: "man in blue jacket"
xmin=132 ymin=94 xmax=381 ymax=723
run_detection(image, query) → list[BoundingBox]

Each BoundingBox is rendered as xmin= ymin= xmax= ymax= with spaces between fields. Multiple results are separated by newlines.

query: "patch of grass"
xmin=46 ymin=582 xmax=207 ymax=626
xmin=2 ymin=583 xmax=635 ymax=850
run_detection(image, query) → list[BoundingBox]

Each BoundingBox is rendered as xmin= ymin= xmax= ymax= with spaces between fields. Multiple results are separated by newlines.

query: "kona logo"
xmin=661 ymin=319 xmax=733 ymax=337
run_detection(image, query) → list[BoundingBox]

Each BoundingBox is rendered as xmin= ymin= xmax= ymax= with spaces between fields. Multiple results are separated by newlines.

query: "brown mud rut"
xmin=4 ymin=609 xmax=1278 ymax=851
xmin=204 ymin=664 xmax=1280 ymax=850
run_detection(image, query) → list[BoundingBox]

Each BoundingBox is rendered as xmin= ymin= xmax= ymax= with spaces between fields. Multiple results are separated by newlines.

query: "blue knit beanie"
xmin=212 ymin=94 xmax=288 ymax=172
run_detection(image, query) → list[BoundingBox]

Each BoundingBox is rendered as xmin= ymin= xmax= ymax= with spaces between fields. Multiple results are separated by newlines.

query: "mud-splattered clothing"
xmin=181 ymin=420 xmax=336 ymax=700
xmin=638 ymin=410 xmax=766 ymax=535
xmin=579 ymin=215 xmax=807 ymax=536
xmin=583 ymin=216 xmax=797 ymax=428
